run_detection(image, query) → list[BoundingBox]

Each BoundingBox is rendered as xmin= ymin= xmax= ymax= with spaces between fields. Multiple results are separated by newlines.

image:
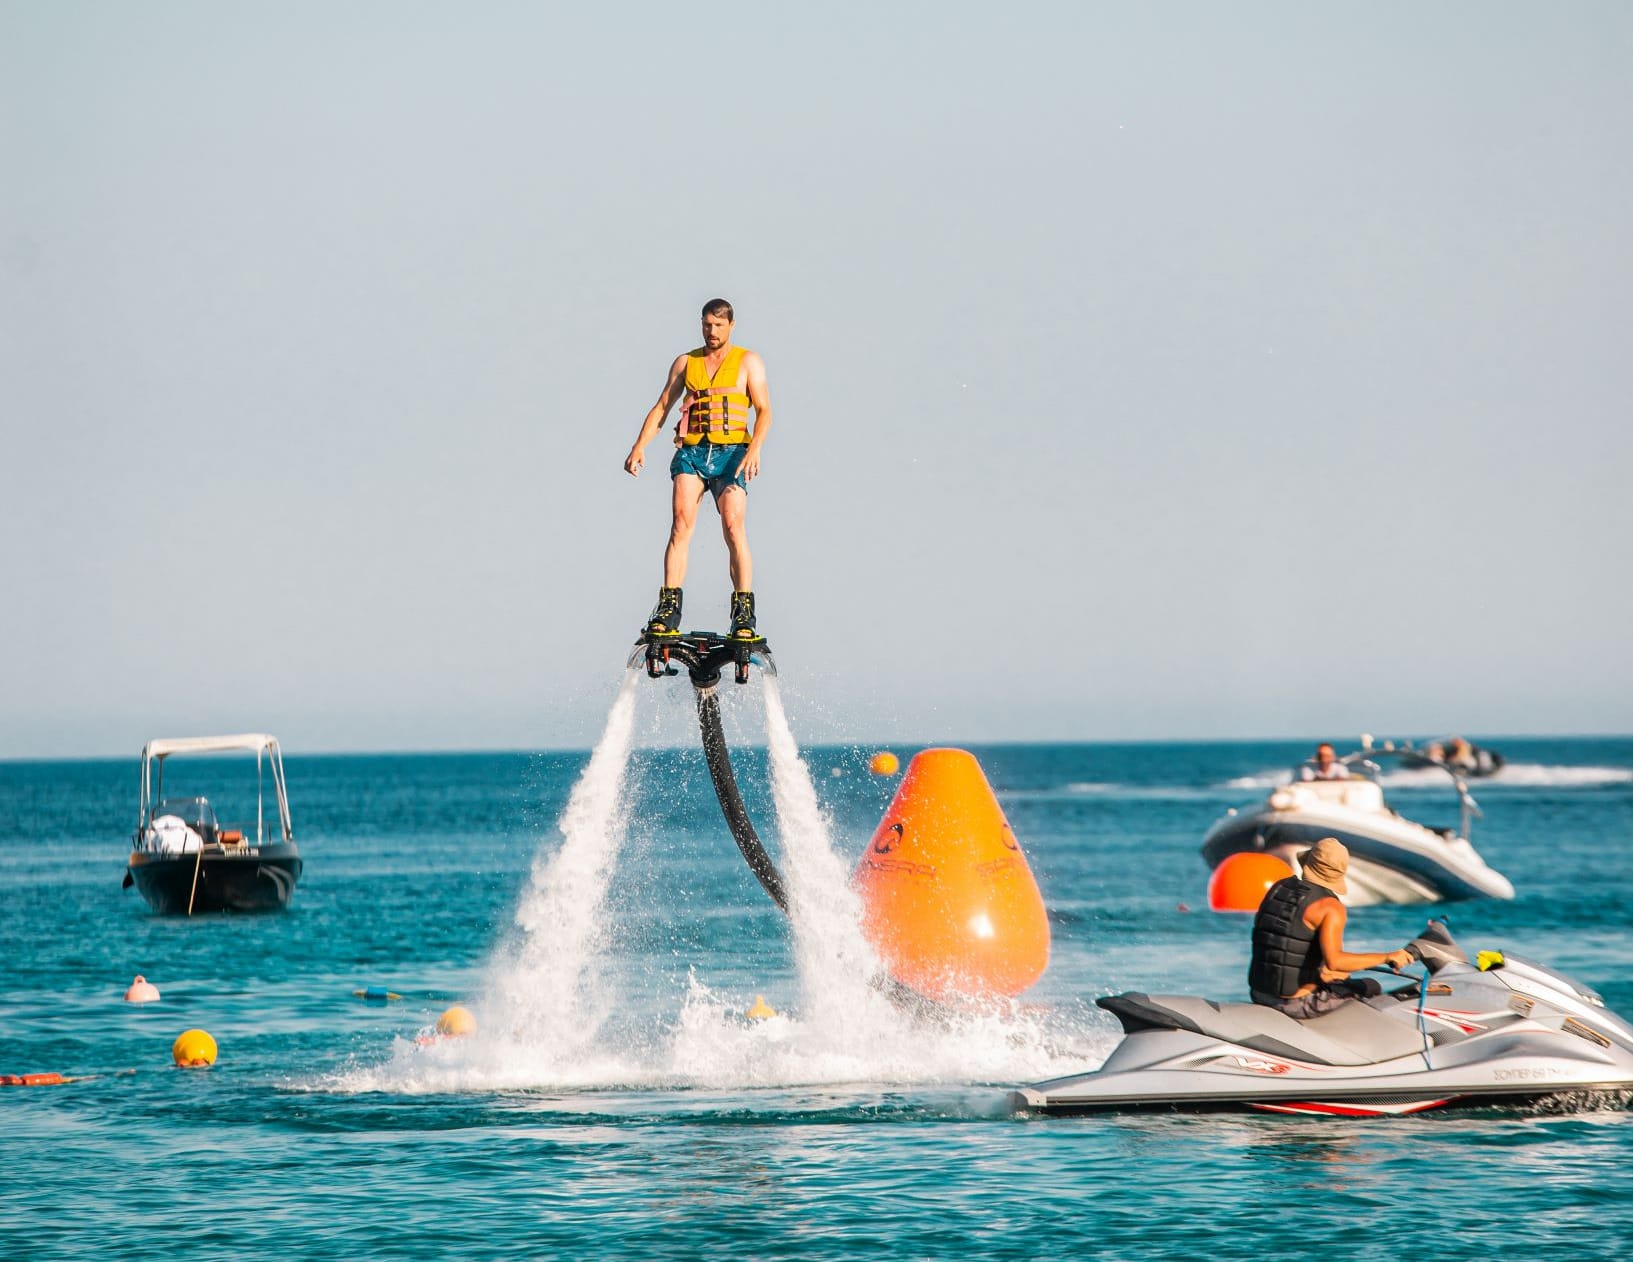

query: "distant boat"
xmin=1397 ymin=735 xmax=1504 ymax=779
xmin=123 ymin=733 xmax=303 ymax=914
xmin=1201 ymin=747 xmax=1513 ymax=905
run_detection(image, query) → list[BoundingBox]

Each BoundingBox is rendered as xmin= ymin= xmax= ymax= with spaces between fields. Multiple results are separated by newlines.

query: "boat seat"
xmin=1098 ymin=992 xmax=1429 ymax=1067
xmin=1286 ymin=780 xmax=1384 ymax=812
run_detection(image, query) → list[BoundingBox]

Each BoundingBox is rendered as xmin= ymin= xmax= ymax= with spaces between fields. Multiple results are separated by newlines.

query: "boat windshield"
xmin=153 ymin=796 xmax=218 ymax=831
xmin=1291 ymin=758 xmax=1382 ymax=786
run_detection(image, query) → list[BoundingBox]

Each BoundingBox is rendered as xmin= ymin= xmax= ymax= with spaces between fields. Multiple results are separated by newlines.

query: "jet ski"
xmin=1013 ymin=921 xmax=1633 ymax=1116
xmin=1202 ymin=748 xmax=1514 ymax=904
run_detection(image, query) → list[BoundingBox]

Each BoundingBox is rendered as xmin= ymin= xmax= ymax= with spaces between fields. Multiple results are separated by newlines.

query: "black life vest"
xmin=1248 ymin=876 xmax=1339 ymax=1003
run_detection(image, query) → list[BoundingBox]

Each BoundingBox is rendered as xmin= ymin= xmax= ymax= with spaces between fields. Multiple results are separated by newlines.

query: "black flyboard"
xmin=627 ymin=629 xmax=787 ymax=912
xmin=631 ymin=628 xmax=771 ymax=686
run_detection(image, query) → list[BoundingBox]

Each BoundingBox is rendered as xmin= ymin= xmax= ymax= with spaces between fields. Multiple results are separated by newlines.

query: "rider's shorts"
xmin=670 ymin=440 xmax=748 ymax=497
xmin=1258 ymin=977 xmax=1382 ymax=1020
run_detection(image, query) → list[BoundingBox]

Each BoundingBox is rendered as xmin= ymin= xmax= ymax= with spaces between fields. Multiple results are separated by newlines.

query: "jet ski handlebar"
xmin=1402 ymin=919 xmax=1470 ymax=974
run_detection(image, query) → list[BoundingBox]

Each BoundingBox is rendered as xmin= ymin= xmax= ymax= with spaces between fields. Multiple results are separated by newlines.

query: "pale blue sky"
xmin=3 ymin=2 xmax=1630 ymax=757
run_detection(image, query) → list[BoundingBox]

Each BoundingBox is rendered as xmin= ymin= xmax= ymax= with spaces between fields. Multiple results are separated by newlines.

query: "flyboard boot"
xmin=641 ymin=586 xmax=684 ymax=679
xmin=727 ymin=590 xmax=761 ymax=684
xmin=645 ymin=587 xmax=683 ymax=638
xmin=729 ymin=591 xmax=758 ymax=641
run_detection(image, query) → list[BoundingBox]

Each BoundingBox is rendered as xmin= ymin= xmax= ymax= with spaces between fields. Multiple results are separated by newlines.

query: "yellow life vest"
xmin=677 ymin=345 xmax=751 ymax=446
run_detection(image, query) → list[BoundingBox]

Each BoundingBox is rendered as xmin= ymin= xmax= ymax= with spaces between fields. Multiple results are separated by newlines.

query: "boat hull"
xmin=127 ymin=845 xmax=302 ymax=914
xmin=1015 ymin=1026 xmax=1633 ymax=1115
xmin=1012 ymin=1078 xmax=1633 ymax=1116
xmin=1202 ymin=810 xmax=1514 ymax=904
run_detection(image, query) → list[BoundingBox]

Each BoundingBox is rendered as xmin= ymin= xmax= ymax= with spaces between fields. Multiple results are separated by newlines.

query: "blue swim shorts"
xmin=670 ymin=441 xmax=749 ymax=497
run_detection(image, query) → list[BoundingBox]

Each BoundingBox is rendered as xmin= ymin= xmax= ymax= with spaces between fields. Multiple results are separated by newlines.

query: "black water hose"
xmin=694 ymin=684 xmax=788 ymax=913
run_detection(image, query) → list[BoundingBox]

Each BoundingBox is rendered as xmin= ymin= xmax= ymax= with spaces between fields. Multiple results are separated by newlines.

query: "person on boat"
xmin=1248 ymin=838 xmax=1414 ymax=1019
xmin=1299 ymin=742 xmax=1350 ymax=781
xmin=623 ymin=298 xmax=772 ymax=641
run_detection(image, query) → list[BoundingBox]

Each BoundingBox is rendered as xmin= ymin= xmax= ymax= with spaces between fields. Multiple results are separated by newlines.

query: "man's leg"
xmin=665 ymin=474 xmax=707 ymax=587
xmin=717 ymin=485 xmax=752 ymax=591
xmin=648 ymin=474 xmax=706 ymax=635
xmin=716 ymin=484 xmax=758 ymax=638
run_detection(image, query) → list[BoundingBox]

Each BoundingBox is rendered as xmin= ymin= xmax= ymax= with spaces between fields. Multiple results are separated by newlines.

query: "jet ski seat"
xmin=1097 ymin=993 xmax=1429 ymax=1067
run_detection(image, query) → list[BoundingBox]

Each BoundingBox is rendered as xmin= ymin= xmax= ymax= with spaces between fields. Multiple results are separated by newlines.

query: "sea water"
xmin=1 ymin=698 xmax=1631 ymax=1259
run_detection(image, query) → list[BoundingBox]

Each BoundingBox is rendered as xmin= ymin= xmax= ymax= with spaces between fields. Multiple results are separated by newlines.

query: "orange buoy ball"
xmin=869 ymin=751 xmax=900 ymax=776
xmin=171 ymin=1029 xmax=217 ymax=1068
xmin=1207 ymin=851 xmax=1296 ymax=912
xmin=125 ymin=975 xmax=161 ymax=1004
xmin=436 ymin=1006 xmax=477 ymax=1037
xmin=853 ymin=748 xmax=1050 ymax=1001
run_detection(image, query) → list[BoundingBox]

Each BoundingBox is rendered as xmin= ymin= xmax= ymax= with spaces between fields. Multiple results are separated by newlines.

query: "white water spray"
xmin=762 ymin=678 xmax=896 ymax=1025
xmin=756 ymin=678 xmax=1101 ymax=1083
xmin=335 ymin=666 xmax=1106 ymax=1094
xmin=483 ymin=667 xmax=641 ymax=1048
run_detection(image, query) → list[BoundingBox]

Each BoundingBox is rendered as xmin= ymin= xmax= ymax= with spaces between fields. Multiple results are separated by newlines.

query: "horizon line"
xmin=3 ymin=730 xmax=1631 ymax=767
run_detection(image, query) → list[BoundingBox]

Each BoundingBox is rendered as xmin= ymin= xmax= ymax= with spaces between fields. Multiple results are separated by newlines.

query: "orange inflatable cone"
xmin=853 ymin=748 xmax=1050 ymax=1001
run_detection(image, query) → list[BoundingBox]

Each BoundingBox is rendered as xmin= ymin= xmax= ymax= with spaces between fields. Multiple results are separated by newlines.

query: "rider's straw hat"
xmin=1299 ymin=838 xmax=1349 ymax=895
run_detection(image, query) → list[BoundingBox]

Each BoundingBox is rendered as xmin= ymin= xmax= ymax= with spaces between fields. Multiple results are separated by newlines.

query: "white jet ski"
xmin=1202 ymin=748 xmax=1514 ymax=904
xmin=1013 ymin=922 xmax=1633 ymax=1116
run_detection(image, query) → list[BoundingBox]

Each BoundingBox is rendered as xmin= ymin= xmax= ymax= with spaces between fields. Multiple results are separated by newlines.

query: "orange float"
xmin=853 ymin=748 xmax=1050 ymax=1001
xmin=868 ymin=751 xmax=900 ymax=776
xmin=1207 ymin=851 xmax=1295 ymax=912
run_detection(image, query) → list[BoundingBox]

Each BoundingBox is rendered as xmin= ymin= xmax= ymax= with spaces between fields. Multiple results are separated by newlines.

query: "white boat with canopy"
xmin=125 ymin=733 xmax=302 ymax=914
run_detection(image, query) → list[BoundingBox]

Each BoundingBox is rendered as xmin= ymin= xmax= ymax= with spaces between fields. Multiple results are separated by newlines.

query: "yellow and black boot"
xmin=729 ymin=590 xmax=757 ymax=640
xmin=646 ymin=587 xmax=683 ymax=637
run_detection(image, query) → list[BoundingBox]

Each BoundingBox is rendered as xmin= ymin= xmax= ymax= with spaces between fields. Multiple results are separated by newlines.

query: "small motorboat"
xmin=123 ymin=733 xmax=303 ymax=914
xmin=1397 ymin=735 xmax=1504 ymax=778
xmin=1201 ymin=747 xmax=1514 ymax=904
xmin=1013 ymin=920 xmax=1633 ymax=1116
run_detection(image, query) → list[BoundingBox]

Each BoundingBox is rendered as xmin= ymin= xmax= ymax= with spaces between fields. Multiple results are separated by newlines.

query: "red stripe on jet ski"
xmin=1250 ymin=1098 xmax=1455 ymax=1117
xmin=1418 ymin=1008 xmax=1487 ymax=1034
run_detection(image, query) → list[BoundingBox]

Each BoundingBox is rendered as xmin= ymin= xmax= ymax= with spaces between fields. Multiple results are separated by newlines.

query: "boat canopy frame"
xmin=137 ymin=733 xmax=293 ymax=846
xmin=1331 ymin=744 xmax=1482 ymax=842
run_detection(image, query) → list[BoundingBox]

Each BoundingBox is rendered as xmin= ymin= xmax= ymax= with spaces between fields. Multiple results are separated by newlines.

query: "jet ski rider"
xmin=1249 ymin=838 xmax=1414 ymax=1019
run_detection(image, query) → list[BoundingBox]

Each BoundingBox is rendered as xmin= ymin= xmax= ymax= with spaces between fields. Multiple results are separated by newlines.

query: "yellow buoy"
xmin=745 ymin=994 xmax=777 ymax=1021
xmin=436 ymin=1005 xmax=476 ymax=1037
xmin=172 ymin=1029 xmax=217 ymax=1068
xmin=869 ymin=751 xmax=900 ymax=776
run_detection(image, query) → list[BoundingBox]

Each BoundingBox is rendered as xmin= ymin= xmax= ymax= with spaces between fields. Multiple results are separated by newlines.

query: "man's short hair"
xmin=701 ymin=298 xmax=734 ymax=321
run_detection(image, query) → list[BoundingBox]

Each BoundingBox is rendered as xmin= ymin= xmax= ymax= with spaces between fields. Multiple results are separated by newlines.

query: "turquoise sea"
xmin=3 ymin=679 xmax=1632 ymax=1260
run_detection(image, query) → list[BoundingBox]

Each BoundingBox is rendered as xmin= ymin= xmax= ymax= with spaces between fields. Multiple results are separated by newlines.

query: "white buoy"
xmin=125 ymin=975 xmax=161 ymax=1004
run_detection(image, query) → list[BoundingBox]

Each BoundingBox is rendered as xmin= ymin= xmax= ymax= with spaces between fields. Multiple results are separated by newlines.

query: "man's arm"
xmin=625 ymin=356 xmax=689 ymax=476
xmin=1311 ymin=901 xmax=1413 ymax=979
xmin=737 ymin=351 xmax=771 ymax=482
